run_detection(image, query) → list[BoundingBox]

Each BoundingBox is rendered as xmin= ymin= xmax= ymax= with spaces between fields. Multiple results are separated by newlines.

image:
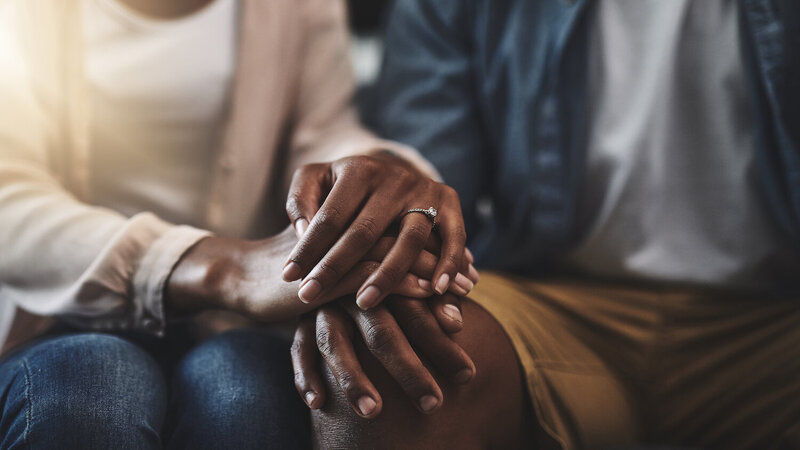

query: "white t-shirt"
xmin=565 ymin=0 xmax=800 ymax=291
xmin=84 ymin=0 xmax=237 ymax=227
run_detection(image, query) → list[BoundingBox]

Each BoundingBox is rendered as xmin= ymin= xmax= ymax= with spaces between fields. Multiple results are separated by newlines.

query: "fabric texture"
xmin=566 ymin=0 xmax=800 ymax=288
xmin=0 ymin=0 xmax=439 ymax=355
xmin=469 ymin=272 xmax=800 ymax=450
xmin=376 ymin=0 xmax=800 ymax=275
xmin=84 ymin=0 xmax=238 ymax=227
xmin=0 ymin=329 xmax=309 ymax=449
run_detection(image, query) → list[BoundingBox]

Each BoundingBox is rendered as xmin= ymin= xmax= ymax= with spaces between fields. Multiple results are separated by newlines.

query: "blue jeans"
xmin=0 ymin=329 xmax=310 ymax=449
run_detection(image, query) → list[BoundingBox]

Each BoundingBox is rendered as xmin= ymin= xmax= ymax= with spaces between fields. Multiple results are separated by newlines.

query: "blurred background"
xmin=346 ymin=0 xmax=392 ymax=127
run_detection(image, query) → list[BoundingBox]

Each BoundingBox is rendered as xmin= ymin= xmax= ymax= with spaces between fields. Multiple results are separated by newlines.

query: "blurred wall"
xmin=347 ymin=0 xmax=392 ymax=35
xmin=346 ymin=0 xmax=392 ymax=126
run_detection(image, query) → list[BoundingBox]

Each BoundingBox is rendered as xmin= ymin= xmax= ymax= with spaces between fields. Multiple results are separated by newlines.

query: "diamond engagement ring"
xmin=405 ymin=207 xmax=438 ymax=225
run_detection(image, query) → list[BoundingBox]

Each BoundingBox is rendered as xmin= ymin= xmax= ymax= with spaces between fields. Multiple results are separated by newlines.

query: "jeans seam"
xmin=20 ymin=359 xmax=32 ymax=450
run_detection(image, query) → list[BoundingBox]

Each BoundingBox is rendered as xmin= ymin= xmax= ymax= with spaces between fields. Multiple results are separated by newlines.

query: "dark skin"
xmin=307 ymin=300 xmax=545 ymax=450
xmin=165 ymin=154 xmax=478 ymax=412
xmin=134 ymin=0 xmax=491 ymax=435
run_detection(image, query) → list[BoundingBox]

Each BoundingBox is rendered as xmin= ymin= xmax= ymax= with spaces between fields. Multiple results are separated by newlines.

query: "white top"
xmin=0 ymin=0 xmax=237 ymax=350
xmin=84 ymin=0 xmax=237 ymax=227
xmin=566 ymin=0 xmax=800 ymax=290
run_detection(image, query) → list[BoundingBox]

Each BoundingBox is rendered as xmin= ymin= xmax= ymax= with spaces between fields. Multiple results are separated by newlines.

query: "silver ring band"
xmin=405 ymin=207 xmax=438 ymax=225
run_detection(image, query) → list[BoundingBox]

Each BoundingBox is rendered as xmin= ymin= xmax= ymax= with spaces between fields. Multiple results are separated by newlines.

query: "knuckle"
xmin=343 ymin=155 xmax=377 ymax=177
xmin=293 ymin=368 xmax=306 ymax=385
xmin=442 ymin=184 xmax=460 ymax=201
xmin=376 ymin=264 xmax=406 ymax=284
xmin=290 ymin=338 xmax=303 ymax=356
xmin=315 ymin=206 xmax=346 ymax=233
xmin=315 ymin=259 xmax=344 ymax=282
xmin=364 ymin=323 xmax=399 ymax=357
xmin=293 ymin=164 xmax=319 ymax=182
xmin=350 ymin=217 xmax=381 ymax=246
xmin=338 ymin=373 xmax=359 ymax=395
xmin=315 ymin=327 xmax=341 ymax=356
xmin=397 ymin=372 xmax=427 ymax=391
xmin=404 ymin=222 xmax=432 ymax=245
xmin=285 ymin=194 xmax=302 ymax=216
xmin=452 ymin=226 xmax=468 ymax=245
xmin=403 ymin=309 xmax=433 ymax=337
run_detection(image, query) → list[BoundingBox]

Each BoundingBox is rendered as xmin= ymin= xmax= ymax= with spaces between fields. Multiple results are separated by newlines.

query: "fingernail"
xmin=356 ymin=285 xmax=381 ymax=310
xmin=305 ymin=391 xmax=318 ymax=407
xmin=465 ymin=248 xmax=475 ymax=264
xmin=468 ymin=264 xmax=480 ymax=283
xmin=282 ymin=262 xmax=302 ymax=282
xmin=357 ymin=396 xmax=377 ymax=416
xmin=455 ymin=368 xmax=474 ymax=384
xmin=418 ymin=278 xmax=432 ymax=291
xmin=454 ymin=273 xmax=474 ymax=292
xmin=442 ymin=304 xmax=462 ymax=323
xmin=434 ymin=273 xmax=450 ymax=295
xmin=419 ymin=395 xmax=439 ymax=413
xmin=295 ymin=218 xmax=309 ymax=238
xmin=298 ymin=279 xmax=322 ymax=303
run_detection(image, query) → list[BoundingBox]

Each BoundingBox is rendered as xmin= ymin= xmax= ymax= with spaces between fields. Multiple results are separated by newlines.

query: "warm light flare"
xmin=0 ymin=1 xmax=27 ymax=79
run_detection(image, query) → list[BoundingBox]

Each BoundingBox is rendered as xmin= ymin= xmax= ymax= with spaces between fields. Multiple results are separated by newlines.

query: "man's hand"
xmin=282 ymin=153 xmax=469 ymax=310
xmin=291 ymin=294 xmax=476 ymax=418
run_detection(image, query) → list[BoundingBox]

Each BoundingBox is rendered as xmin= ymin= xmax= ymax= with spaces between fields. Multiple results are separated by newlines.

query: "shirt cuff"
xmin=132 ymin=224 xmax=212 ymax=336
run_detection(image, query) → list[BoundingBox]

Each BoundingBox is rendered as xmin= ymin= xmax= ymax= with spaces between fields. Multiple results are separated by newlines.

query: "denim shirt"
xmin=375 ymin=0 xmax=800 ymax=275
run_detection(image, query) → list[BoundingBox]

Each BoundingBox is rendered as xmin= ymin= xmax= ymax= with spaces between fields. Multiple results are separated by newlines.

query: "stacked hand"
xmin=283 ymin=152 xmax=473 ymax=309
xmin=284 ymin=153 xmax=479 ymax=417
xmin=168 ymin=152 xmax=478 ymax=417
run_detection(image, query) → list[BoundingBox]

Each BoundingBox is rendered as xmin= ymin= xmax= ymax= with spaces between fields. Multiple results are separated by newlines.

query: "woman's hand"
xmin=282 ymin=153 xmax=468 ymax=310
xmin=291 ymin=294 xmax=475 ymax=418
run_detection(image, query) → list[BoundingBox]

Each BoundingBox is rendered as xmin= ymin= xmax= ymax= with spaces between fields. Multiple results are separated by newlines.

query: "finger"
xmin=320 ymin=261 xmax=431 ymax=304
xmin=301 ymin=192 xmax=400 ymax=304
xmin=423 ymin=232 xmax=442 ymax=254
xmin=388 ymin=297 xmax=475 ymax=385
xmin=315 ymin=306 xmax=383 ymax=418
xmin=428 ymin=294 xmax=463 ymax=334
xmin=465 ymin=247 xmax=475 ymax=265
xmin=284 ymin=175 xmax=370 ymax=289
xmin=291 ymin=314 xmax=326 ymax=409
xmin=285 ymin=164 xmax=329 ymax=240
xmin=340 ymin=301 xmax=444 ymax=414
xmin=365 ymin=237 xmax=439 ymax=279
xmin=368 ymin=237 xmax=477 ymax=293
xmin=430 ymin=186 xmax=467 ymax=296
xmin=467 ymin=261 xmax=480 ymax=284
xmin=355 ymin=212 xmax=434 ymax=310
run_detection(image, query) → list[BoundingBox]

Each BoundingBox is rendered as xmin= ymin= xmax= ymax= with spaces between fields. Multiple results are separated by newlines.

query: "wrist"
xmin=165 ymin=236 xmax=243 ymax=316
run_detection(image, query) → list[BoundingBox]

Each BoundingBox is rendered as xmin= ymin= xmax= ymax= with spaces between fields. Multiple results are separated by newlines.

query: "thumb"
xmin=286 ymin=163 xmax=331 ymax=238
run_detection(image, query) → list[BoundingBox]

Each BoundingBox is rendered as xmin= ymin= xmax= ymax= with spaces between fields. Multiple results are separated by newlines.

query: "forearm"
xmin=0 ymin=161 xmax=213 ymax=333
xmin=165 ymin=227 xmax=316 ymax=323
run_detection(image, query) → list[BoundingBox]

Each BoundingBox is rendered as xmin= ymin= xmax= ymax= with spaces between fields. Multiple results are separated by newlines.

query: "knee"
xmin=312 ymin=300 xmax=529 ymax=449
xmin=172 ymin=330 xmax=294 ymax=414
xmin=4 ymin=333 xmax=166 ymax=447
xmin=167 ymin=330 xmax=309 ymax=448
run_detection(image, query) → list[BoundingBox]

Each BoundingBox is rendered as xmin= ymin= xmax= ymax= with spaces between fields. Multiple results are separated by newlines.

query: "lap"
xmin=0 ymin=333 xmax=167 ymax=449
xmin=313 ymin=272 xmax=800 ymax=450
xmin=470 ymin=273 xmax=800 ymax=450
xmin=165 ymin=329 xmax=310 ymax=449
xmin=0 ymin=328 xmax=309 ymax=450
